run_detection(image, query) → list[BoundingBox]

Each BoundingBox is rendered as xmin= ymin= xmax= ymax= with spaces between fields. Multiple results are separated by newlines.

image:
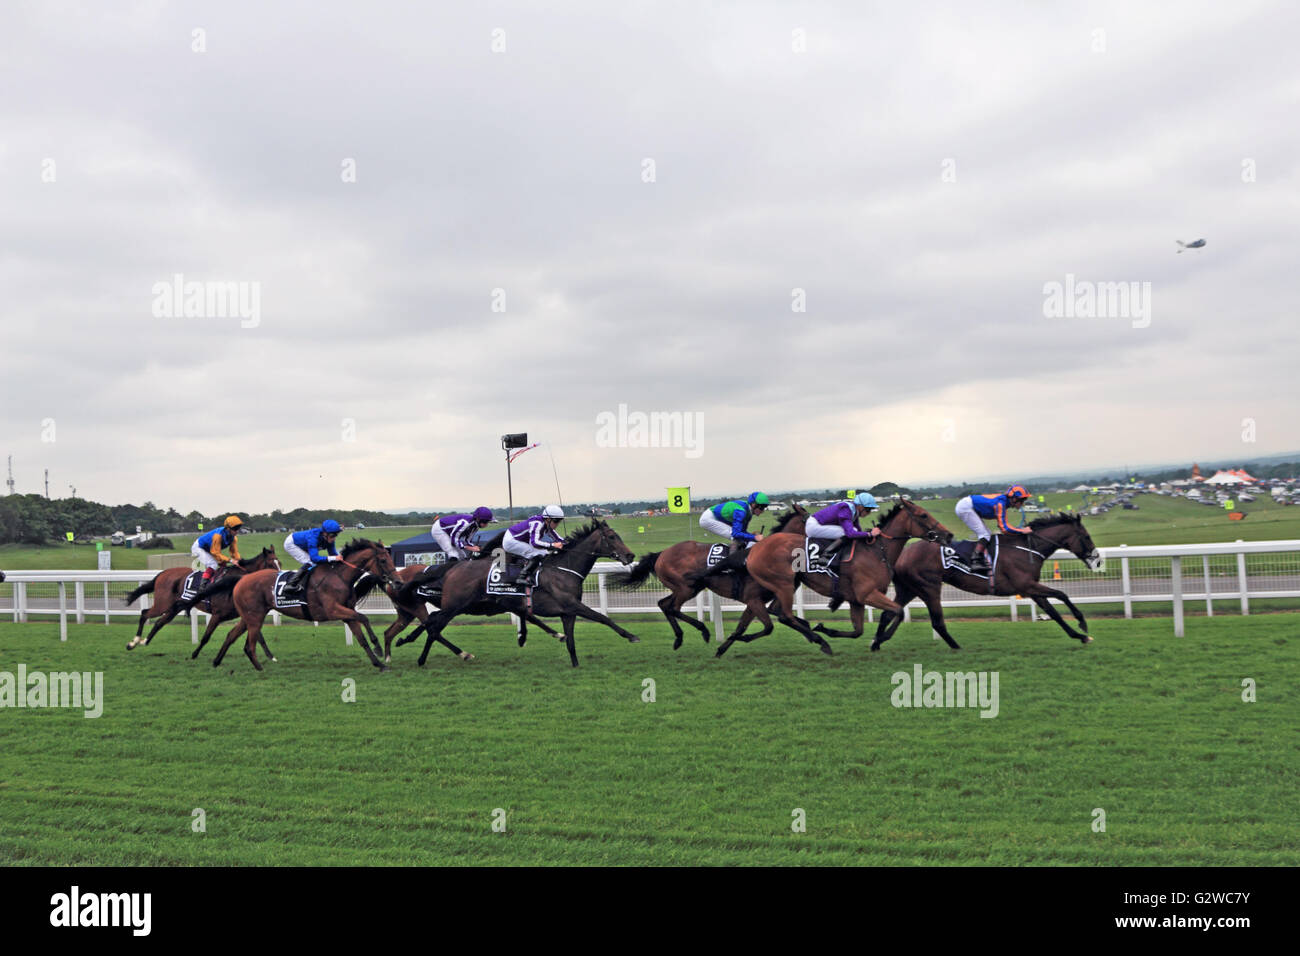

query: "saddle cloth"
xmin=941 ymin=539 xmax=994 ymax=577
xmin=704 ymin=543 xmax=730 ymax=568
xmin=272 ymin=570 xmax=310 ymax=610
xmin=180 ymin=570 xmax=204 ymax=602
xmin=485 ymin=562 xmax=538 ymax=597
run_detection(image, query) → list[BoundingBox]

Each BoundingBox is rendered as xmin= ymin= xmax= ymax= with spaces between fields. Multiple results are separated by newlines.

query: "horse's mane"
xmin=770 ymin=505 xmax=804 ymax=533
xmin=562 ymin=520 xmax=606 ymax=546
xmin=1029 ymin=512 xmax=1082 ymax=531
xmin=878 ymin=501 xmax=905 ymax=524
xmin=341 ymin=538 xmax=383 ymax=558
xmin=473 ymin=530 xmax=507 ymax=558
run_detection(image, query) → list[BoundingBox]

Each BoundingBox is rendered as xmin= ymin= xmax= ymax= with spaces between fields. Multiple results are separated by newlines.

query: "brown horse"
xmin=124 ymin=547 xmax=281 ymax=652
xmin=212 ymin=539 xmax=401 ymax=671
xmin=872 ymin=512 xmax=1102 ymax=650
xmin=398 ymin=520 xmax=637 ymax=668
xmin=718 ymin=499 xmax=952 ymax=657
xmin=377 ymin=564 xmax=559 ymax=660
xmin=608 ymin=504 xmax=810 ymax=650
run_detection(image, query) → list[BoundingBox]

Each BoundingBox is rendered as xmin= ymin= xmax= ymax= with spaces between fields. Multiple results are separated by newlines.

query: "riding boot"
xmin=972 ymin=541 xmax=991 ymax=572
xmin=284 ymin=563 xmax=312 ymax=594
xmin=714 ymin=546 xmax=749 ymax=576
xmin=519 ymin=556 xmax=542 ymax=583
xmin=821 ymin=537 xmax=845 ymax=567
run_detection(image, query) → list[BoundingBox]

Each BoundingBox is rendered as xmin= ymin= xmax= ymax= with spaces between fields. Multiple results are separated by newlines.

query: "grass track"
xmin=0 ymin=614 xmax=1297 ymax=865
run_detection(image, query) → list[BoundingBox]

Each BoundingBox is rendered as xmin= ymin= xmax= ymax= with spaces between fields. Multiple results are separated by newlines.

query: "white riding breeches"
xmin=955 ymin=496 xmax=991 ymax=540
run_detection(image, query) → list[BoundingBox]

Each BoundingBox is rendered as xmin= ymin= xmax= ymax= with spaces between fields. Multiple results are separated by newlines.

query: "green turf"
xmin=1 ymin=613 xmax=1295 ymax=865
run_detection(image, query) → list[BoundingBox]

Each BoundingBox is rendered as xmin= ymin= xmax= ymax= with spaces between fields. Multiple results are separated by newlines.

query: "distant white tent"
xmin=1203 ymin=469 xmax=1256 ymax=485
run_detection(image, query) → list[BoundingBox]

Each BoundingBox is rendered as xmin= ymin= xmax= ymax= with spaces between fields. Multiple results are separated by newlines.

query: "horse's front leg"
xmin=566 ymin=602 xmax=639 ymax=643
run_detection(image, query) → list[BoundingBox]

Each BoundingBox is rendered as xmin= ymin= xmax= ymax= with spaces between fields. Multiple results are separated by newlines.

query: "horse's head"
xmin=1032 ymin=513 xmax=1103 ymax=570
xmin=344 ymin=539 xmax=402 ymax=590
xmin=888 ymin=498 xmax=953 ymax=543
xmin=243 ymin=546 xmax=280 ymax=572
xmin=587 ymin=520 xmax=635 ymax=566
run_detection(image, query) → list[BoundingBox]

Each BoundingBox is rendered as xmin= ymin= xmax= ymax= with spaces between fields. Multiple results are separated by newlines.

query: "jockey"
xmin=503 ymin=505 xmax=565 ymax=579
xmin=700 ymin=492 xmax=770 ymax=551
xmin=283 ymin=519 xmax=342 ymax=594
xmin=191 ymin=516 xmax=243 ymax=584
xmin=806 ymin=495 xmax=881 ymax=562
xmin=431 ymin=507 xmax=494 ymax=561
xmin=955 ymin=485 xmax=1031 ymax=569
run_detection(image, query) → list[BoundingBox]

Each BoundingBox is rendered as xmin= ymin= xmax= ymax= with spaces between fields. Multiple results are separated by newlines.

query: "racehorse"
xmin=608 ymin=504 xmax=810 ymax=650
xmin=212 ymin=539 xmax=401 ymax=671
xmin=718 ymin=499 xmax=951 ymax=657
xmin=124 ymin=547 xmax=280 ymax=652
xmin=398 ymin=520 xmax=637 ymax=668
xmin=871 ymin=512 xmax=1102 ymax=650
xmin=377 ymin=564 xmax=559 ymax=660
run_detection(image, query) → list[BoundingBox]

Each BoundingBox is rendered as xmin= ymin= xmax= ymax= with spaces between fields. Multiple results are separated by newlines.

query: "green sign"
xmin=65 ymin=531 xmax=74 ymax=542
xmin=198 ymin=522 xmax=204 ymax=531
xmin=96 ymin=541 xmax=103 ymax=551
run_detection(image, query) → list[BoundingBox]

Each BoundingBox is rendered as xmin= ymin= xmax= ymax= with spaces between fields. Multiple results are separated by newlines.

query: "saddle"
xmin=941 ymin=539 xmax=996 ymax=578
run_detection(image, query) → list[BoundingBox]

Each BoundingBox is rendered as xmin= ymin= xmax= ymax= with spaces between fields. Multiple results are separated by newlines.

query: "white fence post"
xmin=344 ymin=624 xmax=352 ymax=645
xmin=58 ymin=582 xmax=68 ymax=641
xmin=710 ymin=590 xmax=724 ymax=643
xmin=103 ymin=582 xmax=110 ymax=625
xmin=598 ymin=573 xmax=609 ymax=617
xmin=1120 ymin=546 xmax=1132 ymax=619
xmin=74 ymin=581 xmax=85 ymax=624
xmin=1202 ymin=554 xmax=1213 ymax=617
xmin=1171 ymin=556 xmax=1184 ymax=637
xmin=1236 ymin=541 xmax=1249 ymax=616
xmin=191 ymin=611 xmax=200 ymax=644
xmin=696 ymin=591 xmax=706 ymax=623
xmin=16 ymin=581 xmax=27 ymax=623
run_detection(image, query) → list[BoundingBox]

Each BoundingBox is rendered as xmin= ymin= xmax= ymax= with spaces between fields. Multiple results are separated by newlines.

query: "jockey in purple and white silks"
xmin=955 ymin=485 xmax=1030 ymax=569
xmin=503 ymin=505 xmax=565 ymax=578
xmin=431 ymin=507 xmax=494 ymax=560
xmin=806 ymin=495 xmax=881 ymax=562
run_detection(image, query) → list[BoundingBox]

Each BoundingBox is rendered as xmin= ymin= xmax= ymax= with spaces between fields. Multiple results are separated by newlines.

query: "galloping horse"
xmin=716 ymin=499 xmax=951 ymax=657
xmin=872 ymin=512 xmax=1102 ymax=650
xmin=608 ymin=504 xmax=809 ymax=650
xmin=398 ymin=520 xmax=638 ymax=668
xmin=384 ymin=562 xmax=567 ymax=664
xmin=212 ymin=539 xmax=401 ymax=671
xmin=124 ymin=547 xmax=281 ymax=652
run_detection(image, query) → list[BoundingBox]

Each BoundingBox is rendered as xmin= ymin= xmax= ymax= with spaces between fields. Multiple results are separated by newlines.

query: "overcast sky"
xmin=3 ymin=0 xmax=1297 ymax=513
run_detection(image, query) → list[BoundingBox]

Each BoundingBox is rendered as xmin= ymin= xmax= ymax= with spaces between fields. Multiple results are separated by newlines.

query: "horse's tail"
xmin=608 ymin=552 xmax=660 ymax=590
xmin=123 ymin=578 xmax=157 ymax=605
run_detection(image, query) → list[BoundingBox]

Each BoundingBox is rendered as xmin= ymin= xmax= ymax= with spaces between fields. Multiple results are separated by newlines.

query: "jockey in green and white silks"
xmin=699 ymin=492 xmax=770 ymax=550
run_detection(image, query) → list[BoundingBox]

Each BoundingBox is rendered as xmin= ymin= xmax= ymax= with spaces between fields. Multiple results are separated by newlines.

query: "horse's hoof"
xmin=270 ymin=657 xmax=278 ymax=663
xmin=1080 ymin=635 xmax=1093 ymax=644
xmin=460 ymin=652 xmax=475 ymax=661
xmin=870 ymin=642 xmax=881 ymax=652
xmin=820 ymin=645 xmax=834 ymax=656
xmin=626 ymin=635 xmax=640 ymax=643
xmin=672 ymin=638 xmax=683 ymax=651
xmin=125 ymin=642 xmax=135 ymax=651
xmin=812 ymin=623 xmax=826 ymax=634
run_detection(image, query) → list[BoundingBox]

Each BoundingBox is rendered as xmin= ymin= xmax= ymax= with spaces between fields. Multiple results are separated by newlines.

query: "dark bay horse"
xmin=384 ymin=561 xmax=567 ymax=664
xmin=212 ymin=539 xmax=401 ymax=671
xmin=872 ymin=512 xmax=1102 ymax=650
xmin=608 ymin=504 xmax=809 ymax=650
xmin=720 ymin=500 xmax=951 ymax=657
xmin=399 ymin=520 xmax=637 ymax=668
xmin=124 ymin=547 xmax=281 ymax=652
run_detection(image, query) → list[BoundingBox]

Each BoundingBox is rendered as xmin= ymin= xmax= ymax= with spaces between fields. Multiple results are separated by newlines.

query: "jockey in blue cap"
xmin=282 ymin=519 xmax=343 ymax=594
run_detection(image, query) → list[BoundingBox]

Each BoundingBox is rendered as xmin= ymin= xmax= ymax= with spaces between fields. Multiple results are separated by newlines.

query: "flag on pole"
xmin=65 ymin=531 xmax=74 ymax=542
xmin=508 ymin=442 xmax=540 ymax=464
xmin=667 ymin=487 xmax=690 ymax=513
